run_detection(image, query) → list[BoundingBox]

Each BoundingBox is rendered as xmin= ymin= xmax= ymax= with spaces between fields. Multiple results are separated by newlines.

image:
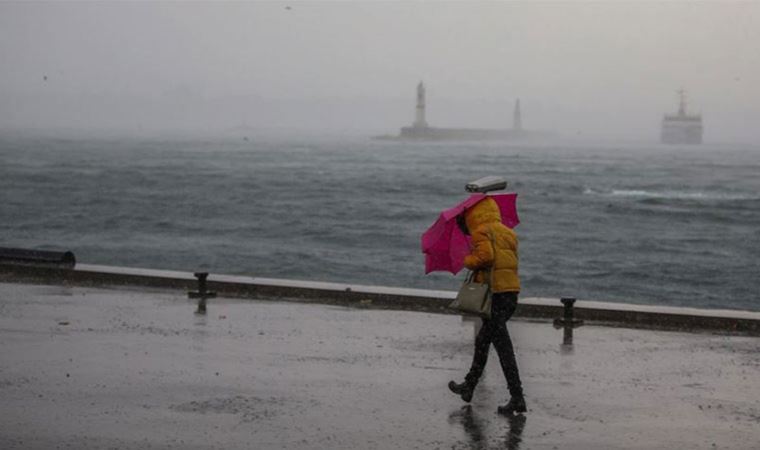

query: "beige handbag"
xmin=449 ymin=269 xmax=493 ymax=319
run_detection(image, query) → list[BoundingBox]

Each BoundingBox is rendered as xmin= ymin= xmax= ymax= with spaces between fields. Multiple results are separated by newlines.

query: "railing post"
xmin=553 ymin=297 xmax=584 ymax=347
xmin=188 ymin=272 xmax=216 ymax=314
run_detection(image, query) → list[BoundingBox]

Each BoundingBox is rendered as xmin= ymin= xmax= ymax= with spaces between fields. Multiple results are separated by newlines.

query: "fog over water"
xmin=2 ymin=2 xmax=760 ymax=312
xmin=1 ymin=1 xmax=760 ymax=143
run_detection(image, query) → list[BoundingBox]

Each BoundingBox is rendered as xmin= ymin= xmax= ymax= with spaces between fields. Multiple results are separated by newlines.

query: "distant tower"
xmin=414 ymin=81 xmax=428 ymax=128
xmin=513 ymin=99 xmax=522 ymax=131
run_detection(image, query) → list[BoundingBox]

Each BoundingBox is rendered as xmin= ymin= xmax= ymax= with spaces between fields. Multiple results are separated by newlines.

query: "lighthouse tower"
xmin=513 ymin=99 xmax=522 ymax=131
xmin=413 ymin=81 xmax=428 ymax=128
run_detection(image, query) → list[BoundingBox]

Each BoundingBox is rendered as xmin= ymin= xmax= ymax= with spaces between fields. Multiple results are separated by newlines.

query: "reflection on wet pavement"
xmin=449 ymin=405 xmax=526 ymax=449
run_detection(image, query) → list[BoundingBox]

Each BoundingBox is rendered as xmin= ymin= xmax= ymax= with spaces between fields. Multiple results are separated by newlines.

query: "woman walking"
xmin=448 ymin=197 xmax=526 ymax=415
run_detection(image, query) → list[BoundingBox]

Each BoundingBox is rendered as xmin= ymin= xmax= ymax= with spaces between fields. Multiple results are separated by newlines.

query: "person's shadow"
xmin=449 ymin=405 xmax=526 ymax=449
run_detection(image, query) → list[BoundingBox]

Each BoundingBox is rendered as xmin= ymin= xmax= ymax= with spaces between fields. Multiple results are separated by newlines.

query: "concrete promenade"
xmin=1 ymin=281 xmax=759 ymax=449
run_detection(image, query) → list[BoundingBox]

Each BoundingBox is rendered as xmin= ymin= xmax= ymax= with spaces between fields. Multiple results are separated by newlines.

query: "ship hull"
xmin=661 ymin=117 xmax=703 ymax=145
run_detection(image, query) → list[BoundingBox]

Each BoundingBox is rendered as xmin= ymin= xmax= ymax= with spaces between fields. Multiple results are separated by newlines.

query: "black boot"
xmin=448 ymin=380 xmax=475 ymax=403
xmin=497 ymin=396 xmax=527 ymax=415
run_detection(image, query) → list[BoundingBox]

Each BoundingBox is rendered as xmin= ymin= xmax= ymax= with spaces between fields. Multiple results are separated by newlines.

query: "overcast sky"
xmin=1 ymin=1 xmax=758 ymax=142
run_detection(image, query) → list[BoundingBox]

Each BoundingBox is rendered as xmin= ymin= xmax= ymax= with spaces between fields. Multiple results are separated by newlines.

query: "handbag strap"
xmin=487 ymin=229 xmax=495 ymax=288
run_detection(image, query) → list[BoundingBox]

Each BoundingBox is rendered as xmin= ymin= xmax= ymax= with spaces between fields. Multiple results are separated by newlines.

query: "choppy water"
xmin=1 ymin=134 xmax=759 ymax=311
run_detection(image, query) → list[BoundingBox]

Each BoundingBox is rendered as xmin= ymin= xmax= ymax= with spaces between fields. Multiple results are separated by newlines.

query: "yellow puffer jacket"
xmin=463 ymin=197 xmax=520 ymax=293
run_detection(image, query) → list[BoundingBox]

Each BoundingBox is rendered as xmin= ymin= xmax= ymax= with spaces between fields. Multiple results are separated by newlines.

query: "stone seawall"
xmin=1 ymin=262 xmax=759 ymax=335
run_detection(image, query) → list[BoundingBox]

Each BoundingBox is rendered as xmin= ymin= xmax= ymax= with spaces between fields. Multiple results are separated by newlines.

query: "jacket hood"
xmin=464 ymin=197 xmax=502 ymax=232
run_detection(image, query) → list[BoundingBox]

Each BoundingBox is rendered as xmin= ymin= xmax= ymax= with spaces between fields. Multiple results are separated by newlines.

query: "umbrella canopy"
xmin=421 ymin=193 xmax=519 ymax=274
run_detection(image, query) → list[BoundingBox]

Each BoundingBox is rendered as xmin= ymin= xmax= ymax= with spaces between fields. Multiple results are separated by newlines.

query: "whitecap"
xmin=582 ymin=189 xmax=758 ymax=201
xmin=610 ymin=190 xmax=757 ymax=201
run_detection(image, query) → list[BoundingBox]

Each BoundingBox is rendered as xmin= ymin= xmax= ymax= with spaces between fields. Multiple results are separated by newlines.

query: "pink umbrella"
xmin=421 ymin=193 xmax=519 ymax=274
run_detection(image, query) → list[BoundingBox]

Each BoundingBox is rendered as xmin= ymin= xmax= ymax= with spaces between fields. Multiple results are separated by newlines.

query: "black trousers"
xmin=465 ymin=292 xmax=523 ymax=398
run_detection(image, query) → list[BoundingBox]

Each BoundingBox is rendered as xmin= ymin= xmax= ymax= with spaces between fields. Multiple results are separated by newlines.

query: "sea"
xmin=1 ymin=133 xmax=759 ymax=312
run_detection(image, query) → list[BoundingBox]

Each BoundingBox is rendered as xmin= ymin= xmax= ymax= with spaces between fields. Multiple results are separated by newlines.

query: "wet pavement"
xmin=1 ymin=282 xmax=758 ymax=449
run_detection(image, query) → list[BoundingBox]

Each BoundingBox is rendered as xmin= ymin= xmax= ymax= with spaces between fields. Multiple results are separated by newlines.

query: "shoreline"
xmin=2 ymin=262 xmax=759 ymax=336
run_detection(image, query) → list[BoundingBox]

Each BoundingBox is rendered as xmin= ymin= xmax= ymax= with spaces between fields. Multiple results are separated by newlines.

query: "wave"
xmin=584 ymin=188 xmax=759 ymax=201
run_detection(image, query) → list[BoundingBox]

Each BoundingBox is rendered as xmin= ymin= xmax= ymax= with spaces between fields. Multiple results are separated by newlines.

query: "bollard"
xmin=553 ymin=297 xmax=584 ymax=346
xmin=188 ymin=272 xmax=216 ymax=314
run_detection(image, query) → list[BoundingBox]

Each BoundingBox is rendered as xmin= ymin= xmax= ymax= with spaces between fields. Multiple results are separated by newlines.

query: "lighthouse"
xmin=413 ymin=81 xmax=428 ymax=128
xmin=513 ymin=99 xmax=522 ymax=131
xmin=395 ymin=81 xmax=552 ymax=141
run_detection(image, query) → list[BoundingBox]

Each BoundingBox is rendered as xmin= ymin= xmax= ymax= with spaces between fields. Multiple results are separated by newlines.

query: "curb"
xmin=1 ymin=263 xmax=759 ymax=336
